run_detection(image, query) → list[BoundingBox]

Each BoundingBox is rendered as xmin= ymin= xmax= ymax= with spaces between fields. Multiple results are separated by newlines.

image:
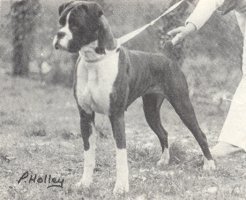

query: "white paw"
xmin=75 ymin=176 xmax=92 ymax=190
xmin=113 ymin=181 xmax=129 ymax=195
xmin=157 ymin=157 xmax=169 ymax=167
xmin=203 ymin=158 xmax=216 ymax=171
xmin=157 ymin=149 xmax=170 ymax=167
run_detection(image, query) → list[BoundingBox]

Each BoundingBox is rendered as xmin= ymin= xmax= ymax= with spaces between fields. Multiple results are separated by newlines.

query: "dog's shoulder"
xmin=117 ymin=46 xmax=180 ymax=77
xmin=119 ymin=46 xmax=165 ymax=64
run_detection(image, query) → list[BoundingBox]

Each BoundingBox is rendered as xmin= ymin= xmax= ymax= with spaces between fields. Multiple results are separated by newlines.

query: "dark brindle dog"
xmin=53 ymin=0 xmax=216 ymax=194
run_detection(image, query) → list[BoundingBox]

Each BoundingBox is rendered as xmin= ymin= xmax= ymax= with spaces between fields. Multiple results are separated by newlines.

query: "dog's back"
xmin=115 ymin=46 xmax=185 ymax=107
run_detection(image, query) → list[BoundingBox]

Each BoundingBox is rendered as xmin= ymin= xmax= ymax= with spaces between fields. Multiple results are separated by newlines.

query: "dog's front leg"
xmin=76 ymin=108 xmax=96 ymax=189
xmin=109 ymin=114 xmax=129 ymax=195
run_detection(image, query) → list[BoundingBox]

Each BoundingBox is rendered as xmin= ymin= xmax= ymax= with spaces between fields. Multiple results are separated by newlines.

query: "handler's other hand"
xmin=168 ymin=22 xmax=196 ymax=45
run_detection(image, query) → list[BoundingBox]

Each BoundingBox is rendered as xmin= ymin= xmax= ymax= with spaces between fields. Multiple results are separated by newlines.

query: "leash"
xmin=116 ymin=0 xmax=185 ymax=48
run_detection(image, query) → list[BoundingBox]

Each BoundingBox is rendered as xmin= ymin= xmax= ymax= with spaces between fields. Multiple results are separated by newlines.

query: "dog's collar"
xmin=79 ymin=51 xmax=105 ymax=63
xmin=79 ymin=41 xmax=119 ymax=63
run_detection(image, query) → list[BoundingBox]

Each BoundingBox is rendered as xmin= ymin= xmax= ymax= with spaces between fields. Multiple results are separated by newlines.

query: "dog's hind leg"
xmin=76 ymin=108 xmax=97 ymax=189
xmin=142 ymin=93 xmax=170 ymax=167
xmin=167 ymin=76 xmax=216 ymax=170
xmin=109 ymin=113 xmax=129 ymax=195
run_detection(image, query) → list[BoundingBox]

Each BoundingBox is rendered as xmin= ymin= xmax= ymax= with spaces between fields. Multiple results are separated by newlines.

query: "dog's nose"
xmin=57 ymin=31 xmax=65 ymax=39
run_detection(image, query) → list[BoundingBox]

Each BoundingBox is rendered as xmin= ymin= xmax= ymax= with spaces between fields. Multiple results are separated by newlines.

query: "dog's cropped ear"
xmin=88 ymin=3 xmax=116 ymax=54
xmin=92 ymin=2 xmax=104 ymax=18
xmin=58 ymin=1 xmax=74 ymax=16
xmin=78 ymin=2 xmax=104 ymax=19
xmin=96 ymin=15 xmax=116 ymax=54
xmin=77 ymin=2 xmax=116 ymax=54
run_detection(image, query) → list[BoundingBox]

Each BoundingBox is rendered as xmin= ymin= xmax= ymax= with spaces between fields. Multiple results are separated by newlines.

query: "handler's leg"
xmin=212 ymin=12 xmax=246 ymax=157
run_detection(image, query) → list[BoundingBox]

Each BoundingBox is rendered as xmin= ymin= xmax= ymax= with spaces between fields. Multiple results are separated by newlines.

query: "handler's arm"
xmin=168 ymin=0 xmax=225 ymax=45
xmin=186 ymin=0 xmax=224 ymax=30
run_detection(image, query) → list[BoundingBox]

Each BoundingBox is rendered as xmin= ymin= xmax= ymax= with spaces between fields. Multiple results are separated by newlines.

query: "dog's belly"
xmin=76 ymin=52 xmax=119 ymax=114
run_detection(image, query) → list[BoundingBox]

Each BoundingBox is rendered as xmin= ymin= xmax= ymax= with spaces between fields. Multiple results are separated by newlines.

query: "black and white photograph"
xmin=0 ymin=0 xmax=245 ymax=199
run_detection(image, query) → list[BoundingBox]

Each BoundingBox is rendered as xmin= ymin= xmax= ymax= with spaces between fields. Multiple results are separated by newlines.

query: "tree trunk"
xmin=11 ymin=0 xmax=41 ymax=76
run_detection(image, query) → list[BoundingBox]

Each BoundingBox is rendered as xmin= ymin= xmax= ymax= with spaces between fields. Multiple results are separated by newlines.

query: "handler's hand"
xmin=168 ymin=22 xmax=197 ymax=45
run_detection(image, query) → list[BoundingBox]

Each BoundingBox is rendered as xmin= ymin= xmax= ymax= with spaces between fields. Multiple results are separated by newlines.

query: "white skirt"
xmin=219 ymin=76 xmax=246 ymax=151
xmin=219 ymin=11 xmax=246 ymax=151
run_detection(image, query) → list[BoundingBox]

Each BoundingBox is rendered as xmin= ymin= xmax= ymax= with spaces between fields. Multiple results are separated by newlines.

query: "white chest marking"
xmin=76 ymin=51 xmax=119 ymax=115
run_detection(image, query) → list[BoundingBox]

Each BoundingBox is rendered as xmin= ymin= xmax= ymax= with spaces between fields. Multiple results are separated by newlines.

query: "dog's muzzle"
xmin=53 ymin=36 xmax=64 ymax=50
xmin=53 ymin=31 xmax=67 ymax=50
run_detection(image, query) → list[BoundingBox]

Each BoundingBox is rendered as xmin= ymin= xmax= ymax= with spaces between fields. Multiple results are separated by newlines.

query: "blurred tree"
xmin=10 ymin=0 xmax=41 ymax=76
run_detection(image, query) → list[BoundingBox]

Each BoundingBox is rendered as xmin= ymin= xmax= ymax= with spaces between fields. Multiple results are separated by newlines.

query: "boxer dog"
xmin=53 ymin=1 xmax=216 ymax=194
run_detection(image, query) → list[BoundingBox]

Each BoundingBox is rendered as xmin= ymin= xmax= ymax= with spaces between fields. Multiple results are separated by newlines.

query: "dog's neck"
xmin=96 ymin=15 xmax=117 ymax=54
xmin=79 ymin=40 xmax=118 ymax=63
xmin=79 ymin=15 xmax=117 ymax=62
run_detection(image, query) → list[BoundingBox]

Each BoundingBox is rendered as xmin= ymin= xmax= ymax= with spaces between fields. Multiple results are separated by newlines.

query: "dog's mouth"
xmin=54 ymin=42 xmax=69 ymax=51
xmin=54 ymin=42 xmax=60 ymax=50
xmin=53 ymin=38 xmax=71 ymax=52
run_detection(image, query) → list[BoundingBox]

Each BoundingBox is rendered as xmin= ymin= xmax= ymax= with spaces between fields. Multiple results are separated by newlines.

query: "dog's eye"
xmin=58 ymin=22 xmax=65 ymax=28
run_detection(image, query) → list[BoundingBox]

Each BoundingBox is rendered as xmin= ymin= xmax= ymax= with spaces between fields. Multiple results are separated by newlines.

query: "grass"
xmin=0 ymin=69 xmax=245 ymax=200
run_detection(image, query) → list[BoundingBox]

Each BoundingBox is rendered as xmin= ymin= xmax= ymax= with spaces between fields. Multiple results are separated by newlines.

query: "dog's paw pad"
xmin=203 ymin=159 xmax=216 ymax=171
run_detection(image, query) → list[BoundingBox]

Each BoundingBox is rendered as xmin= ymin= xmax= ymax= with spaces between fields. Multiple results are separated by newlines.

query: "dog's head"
xmin=53 ymin=1 xmax=116 ymax=53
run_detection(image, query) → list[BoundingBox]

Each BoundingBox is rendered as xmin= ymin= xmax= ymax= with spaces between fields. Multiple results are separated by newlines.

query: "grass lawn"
xmin=0 ymin=70 xmax=245 ymax=200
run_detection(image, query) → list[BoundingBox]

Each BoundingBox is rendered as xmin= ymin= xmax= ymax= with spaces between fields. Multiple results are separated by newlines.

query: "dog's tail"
xmin=162 ymin=40 xmax=184 ymax=65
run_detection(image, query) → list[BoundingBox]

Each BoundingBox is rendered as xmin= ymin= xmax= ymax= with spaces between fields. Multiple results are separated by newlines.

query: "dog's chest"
xmin=76 ymin=52 xmax=119 ymax=114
